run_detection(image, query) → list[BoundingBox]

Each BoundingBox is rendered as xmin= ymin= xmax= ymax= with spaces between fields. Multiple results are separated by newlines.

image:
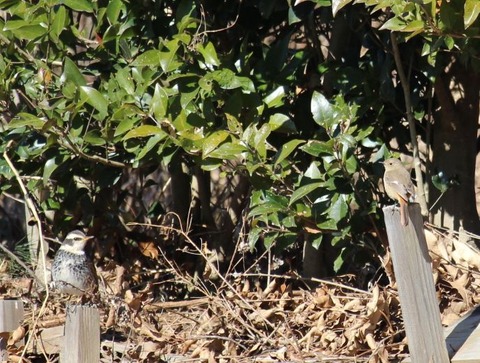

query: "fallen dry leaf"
xmin=138 ymin=241 xmax=159 ymax=259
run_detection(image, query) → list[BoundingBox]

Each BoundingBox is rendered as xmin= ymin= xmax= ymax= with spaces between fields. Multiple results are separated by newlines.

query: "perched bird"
xmin=383 ymin=158 xmax=416 ymax=226
xmin=51 ymin=230 xmax=98 ymax=296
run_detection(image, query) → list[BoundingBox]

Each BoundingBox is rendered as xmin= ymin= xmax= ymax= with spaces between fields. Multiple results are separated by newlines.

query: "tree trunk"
xmin=430 ymin=60 xmax=480 ymax=235
xmin=169 ymin=153 xmax=192 ymax=228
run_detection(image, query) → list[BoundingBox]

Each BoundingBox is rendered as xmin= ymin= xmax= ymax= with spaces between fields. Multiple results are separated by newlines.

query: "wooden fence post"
xmin=0 ymin=299 xmax=24 ymax=361
xmin=61 ymin=304 xmax=100 ymax=363
xmin=383 ymin=204 xmax=449 ymax=363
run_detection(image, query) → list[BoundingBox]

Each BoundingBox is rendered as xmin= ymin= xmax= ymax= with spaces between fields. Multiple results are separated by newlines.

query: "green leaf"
xmin=0 ymin=160 xmax=14 ymax=180
xmin=311 ymin=235 xmax=323 ymax=249
xmin=379 ymin=17 xmax=406 ymax=31
xmin=465 ymin=0 xmax=480 ymax=29
xmin=3 ymin=21 xmax=47 ymax=40
xmin=8 ymin=113 xmax=45 ymax=129
xmin=317 ymin=218 xmax=338 ymax=230
xmin=114 ymin=118 xmax=137 ymax=137
xmin=333 ymin=247 xmax=346 ymax=273
xmin=84 ymin=130 xmax=106 ymax=146
xmin=356 ymin=125 xmax=374 ymax=140
xmin=180 ymin=89 xmax=198 ymax=110
xmin=79 ymin=86 xmax=108 ymax=117
xmin=252 ymin=124 xmax=271 ymax=159
xmin=263 ymin=232 xmax=278 ymax=248
xmin=50 ymin=5 xmax=67 ymax=41
xmin=116 ymin=68 xmax=135 ymax=95
xmin=248 ymin=227 xmax=262 ymax=251
xmin=200 ymin=158 xmax=223 ymax=171
xmin=62 ymin=0 xmax=93 ymax=12
xmin=198 ymin=42 xmax=220 ymax=67
xmin=249 ymin=192 xmax=289 ymax=217
xmin=62 ymin=57 xmax=86 ymax=86
xmin=202 ymin=131 xmax=230 ymax=158
xmin=300 ymin=140 xmax=334 ymax=156
xmin=283 ymin=215 xmax=297 ymax=228
xmin=207 ymin=69 xmax=255 ymax=92
xmin=328 ymin=194 xmax=348 ymax=222
xmin=112 ymin=104 xmax=144 ymax=122
xmin=345 ymin=155 xmax=358 ymax=174
xmin=107 ymin=0 xmax=123 ymax=23
xmin=207 ymin=142 xmax=247 ymax=159
xmin=266 ymin=193 xmax=289 ymax=208
xmin=289 ymin=182 xmax=323 ymax=206
xmin=402 ymin=20 xmax=425 ymax=33
xmin=332 ymin=0 xmax=353 ymax=16
xmin=288 ymin=7 xmax=301 ymax=25
xmin=43 ymin=156 xmax=62 ymax=184
xmin=264 ymin=86 xmax=285 ymax=108
xmin=304 ymin=162 xmax=322 ymax=179
xmin=249 ymin=202 xmax=285 ymax=217
xmin=444 ymin=36 xmax=454 ymax=50
xmin=274 ymin=139 xmax=305 ymax=166
xmin=311 ymin=91 xmax=335 ymax=128
xmin=136 ymin=134 xmax=163 ymax=160
xmin=132 ymin=50 xmax=163 ymax=67
xmin=158 ymin=48 xmax=182 ymax=73
xmin=123 ymin=125 xmax=167 ymax=140
xmin=226 ymin=113 xmax=242 ymax=134
xmin=431 ymin=172 xmax=449 ymax=193
xmin=198 ymin=76 xmax=213 ymax=92
xmin=338 ymin=134 xmax=356 ymax=148
xmin=268 ymin=113 xmax=296 ymax=132
xmin=150 ymin=83 xmax=169 ymax=120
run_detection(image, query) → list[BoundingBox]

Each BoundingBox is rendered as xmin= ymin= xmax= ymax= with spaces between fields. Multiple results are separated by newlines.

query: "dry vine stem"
xmin=3 ymin=140 xmax=49 ymax=360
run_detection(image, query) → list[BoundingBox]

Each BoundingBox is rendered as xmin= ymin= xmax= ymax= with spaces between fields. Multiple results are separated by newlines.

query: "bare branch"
xmin=390 ymin=33 xmax=429 ymax=216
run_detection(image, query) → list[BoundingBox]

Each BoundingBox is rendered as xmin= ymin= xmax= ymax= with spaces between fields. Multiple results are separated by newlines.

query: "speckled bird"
xmin=51 ymin=230 xmax=98 ymax=296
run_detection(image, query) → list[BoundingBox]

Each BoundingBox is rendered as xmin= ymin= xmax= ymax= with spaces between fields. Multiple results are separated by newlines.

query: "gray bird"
xmin=51 ymin=230 xmax=98 ymax=296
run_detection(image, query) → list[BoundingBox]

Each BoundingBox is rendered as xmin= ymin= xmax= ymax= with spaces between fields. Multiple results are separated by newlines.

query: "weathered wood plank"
xmin=0 ymin=299 xmax=24 ymax=333
xmin=0 ymin=299 xmax=24 ymax=361
xmin=28 ymin=325 xmax=63 ymax=355
xmin=445 ymin=305 xmax=480 ymax=362
xmin=383 ymin=204 xmax=449 ymax=363
xmin=61 ymin=304 xmax=100 ymax=363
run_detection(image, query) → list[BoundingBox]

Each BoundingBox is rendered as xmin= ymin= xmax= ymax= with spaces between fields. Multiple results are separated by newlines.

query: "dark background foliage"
xmin=0 ymin=0 xmax=479 ymax=290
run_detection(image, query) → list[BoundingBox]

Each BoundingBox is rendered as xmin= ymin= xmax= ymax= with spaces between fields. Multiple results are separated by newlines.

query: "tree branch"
xmin=390 ymin=33 xmax=429 ymax=216
xmin=58 ymin=133 xmax=128 ymax=168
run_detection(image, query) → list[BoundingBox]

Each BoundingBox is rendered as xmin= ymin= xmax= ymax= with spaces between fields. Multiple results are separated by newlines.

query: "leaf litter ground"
xmin=3 ymin=224 xmax=480 ymax=362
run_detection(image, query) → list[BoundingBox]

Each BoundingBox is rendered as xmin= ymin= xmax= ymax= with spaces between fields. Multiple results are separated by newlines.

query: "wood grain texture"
xmin=0 ymin=299 xmax=24 ymax=361
xmin=0 ymin=299 xmax=24 ymax=332
xmin=61 ymin=304 xmax=100 ymax=363
xmin=383 ymin=204 xmax=449 ymax=363
xmin=445 ymin=305 xmax=480 ymax=362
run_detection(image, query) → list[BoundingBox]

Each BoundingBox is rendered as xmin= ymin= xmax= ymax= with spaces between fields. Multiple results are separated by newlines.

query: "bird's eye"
xmin=74 ymin=237 xmax=82 ymax=241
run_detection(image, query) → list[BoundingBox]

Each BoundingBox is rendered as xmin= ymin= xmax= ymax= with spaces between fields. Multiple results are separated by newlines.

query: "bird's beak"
xmin=84 ymin=235 xmax=94 ymax=242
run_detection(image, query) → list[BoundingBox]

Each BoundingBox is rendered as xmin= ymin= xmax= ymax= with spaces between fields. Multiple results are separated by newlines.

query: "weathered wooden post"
xmin=383 ymin=203 xmax=449 ymax=363
xmin=0 ymin=299 xmax=24 ymax=361
xmin=60 ymin=304 xmax=100 ymax=363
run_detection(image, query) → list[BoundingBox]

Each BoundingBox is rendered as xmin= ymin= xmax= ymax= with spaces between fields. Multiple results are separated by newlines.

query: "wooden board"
xmin=384 ymin=204 xmax=449 ymax=363
xmin=446 ymin=305 xmax=480 ymax=362
xmin=0 ymin=299 xmax=24 ymax=332
xmin=61 ymin=304 xmax=100 ymax=363
xmin=28 ymin=325 xmax=63 ymax=355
